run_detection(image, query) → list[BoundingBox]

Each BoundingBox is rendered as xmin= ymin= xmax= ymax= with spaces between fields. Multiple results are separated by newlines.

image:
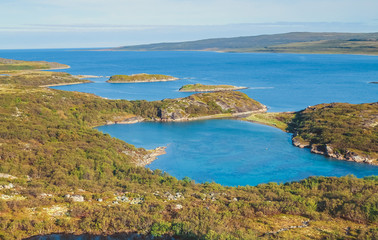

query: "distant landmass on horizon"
xmin=105 ymin=32 xmax=378 ymax=55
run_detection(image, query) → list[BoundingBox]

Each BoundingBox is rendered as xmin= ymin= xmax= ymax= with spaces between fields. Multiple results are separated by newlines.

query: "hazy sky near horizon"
xmin=1 ymin=0 xmax=378 ymax=48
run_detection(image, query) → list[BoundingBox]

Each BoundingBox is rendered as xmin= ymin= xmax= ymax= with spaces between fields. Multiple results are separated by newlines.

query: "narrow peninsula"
xmin=245 ymin=103 xmax=378 ymax=165
xmin=0 ymin=57 xmax=69 ymax=70
xmin=107 ymin=73 xmax=178 ymax=83
xmin=179 ymin=83 xmax=247 ymax=92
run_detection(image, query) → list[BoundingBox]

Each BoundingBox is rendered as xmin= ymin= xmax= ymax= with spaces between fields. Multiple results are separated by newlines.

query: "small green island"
xmin=106 ymin=73 xmax=178 ymax=83
xmin=179 ymin=83 xmax=248 ymax=92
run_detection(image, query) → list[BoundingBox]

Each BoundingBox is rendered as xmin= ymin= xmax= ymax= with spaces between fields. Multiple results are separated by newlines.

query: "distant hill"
xmin=110 ymin=32 xmax=378 ymax=54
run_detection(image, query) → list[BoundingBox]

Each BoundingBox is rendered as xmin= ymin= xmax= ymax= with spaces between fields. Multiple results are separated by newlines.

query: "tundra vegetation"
xmin=0 ymin=58 xmax=69 ymax=70
xmin=246 ymin=103 xmax=378 ymax=164
xmin=0 ymin=59 xmax=377 ymax=239
xmin=112 ymin=32 xmax=378 ymax=55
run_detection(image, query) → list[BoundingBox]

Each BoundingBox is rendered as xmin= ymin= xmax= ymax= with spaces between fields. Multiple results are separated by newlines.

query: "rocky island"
xmin=179 ymin=83 xmax=247 ymax=92
xmin=106 ymin=73 xmax=178 ymax=83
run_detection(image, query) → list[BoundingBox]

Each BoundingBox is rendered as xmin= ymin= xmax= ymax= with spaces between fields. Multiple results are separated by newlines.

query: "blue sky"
xmin=1 ymin=0 xmax=378 ymax=49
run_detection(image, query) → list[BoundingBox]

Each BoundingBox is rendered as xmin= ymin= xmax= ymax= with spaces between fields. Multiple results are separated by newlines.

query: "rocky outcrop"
xmin=263 ymin=221 xmax=310 ymax=236
xmin=0 ymin=173 xmax=17 ymax=180
xmin=64 ymin=194 xmax=85 ymax=202
xmin=310 ymin=144 xmax=376 ymax=164
xmin=292 ymin=135 xmax=310 ymax=148
xmin=106 ymin=116 xmax=145 ymax=125
xmin=123 ymin=146 xmax=167 ymax=167
xmin=290 ymin=137 xmax=376 ymax=165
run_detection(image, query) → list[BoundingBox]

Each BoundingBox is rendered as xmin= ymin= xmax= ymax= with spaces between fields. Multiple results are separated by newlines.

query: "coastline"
xmin=40 ymin=65 xmax=71 ymax=71
xmin=101 ymin=107 xmax=267 ymax=166
xmin=244 ymin=113 xmax=377 ymax=166
xmin=103 ymin=108 xmax=267 ymax=126
xmin=40 ymin=81 xmax=90 ymax=88
xmin=179 ymin=86 xmax=248 ymax=92
xmin=75 ymin=74 xmax=104 ymax=79
xmin=138 ymin=146 xmax=167 ymax=167
xmin=90 ymin=48 xmax=378 ymax=56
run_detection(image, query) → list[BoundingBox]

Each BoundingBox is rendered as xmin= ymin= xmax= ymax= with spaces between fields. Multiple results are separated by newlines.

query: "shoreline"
xmin=40 ymin=81 xmax=90 ymax=88
xmin=75 ymin=74 xmax=104 ymax=79
xmin=244 ymin=114 xmax=377 ymax=166
xmin=179 ymin=86 xmax=248 ymax=92
xmin=103 ymin=109 xmax=267 ymax=126
xmin=136 ymin=146 xmax=167 ymax=167
xmin=40 ymin=65 xmax=71 ymax=71
xmin=102 ymin=108 xmax=267 ymax=166
xmin=89 ymin=48 xmax=378 ymax=56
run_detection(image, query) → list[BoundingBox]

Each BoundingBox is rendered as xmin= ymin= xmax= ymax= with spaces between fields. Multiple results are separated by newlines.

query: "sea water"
xmin=0 ymin=50 xmax=377 ymax=112
xmin=97 ymin=119 xmax=377 ymax=186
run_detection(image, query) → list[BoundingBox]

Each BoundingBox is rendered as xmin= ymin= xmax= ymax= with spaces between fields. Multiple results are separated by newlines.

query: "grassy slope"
xmin=0 ymin=71 xmax=90 ymax=86
xmin=158 ymin=91 xmax=265 ymax=121
xmin=246 ymin=103 xmax=378 ymax=164
xmin=112 ymin=32 xmax=378 ymax=55
xmin=246 ymin=40 xmax=378 ymax=55
xmin=0 ymin=62 xmax=377 ymax=239
xmin=289 ymin=103 xmax=378 ymax=162
xmin=245 ymin=112 xmax=295 ymax=131
xmin=0 ymin=58 xmax=69 ymax=70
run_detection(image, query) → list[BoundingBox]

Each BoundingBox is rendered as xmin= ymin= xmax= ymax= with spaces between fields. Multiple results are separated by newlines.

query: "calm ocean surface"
xmin=1 ymin=50 xmax=377 ymax=185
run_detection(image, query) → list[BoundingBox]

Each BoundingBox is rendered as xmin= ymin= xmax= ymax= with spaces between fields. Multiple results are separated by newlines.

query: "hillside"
xmin=0 ymin=58 xmax=69 ymax=71
xmin=156 ymin=91 xmax=266 ymax=121
xmin=111 ymin=32 xmax=378 ymax=55
xmin=246 ymin=103 xmax=378 ymax=165
xmin=0 ymin=60 xmax=377 ymax=239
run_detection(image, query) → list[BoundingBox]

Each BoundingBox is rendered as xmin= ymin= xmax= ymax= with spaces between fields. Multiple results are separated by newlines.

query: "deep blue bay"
xmin=97 ymin=120 xmax=377 ymax=186
xmin=1 ymin=49 xmax=377 ymax=186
